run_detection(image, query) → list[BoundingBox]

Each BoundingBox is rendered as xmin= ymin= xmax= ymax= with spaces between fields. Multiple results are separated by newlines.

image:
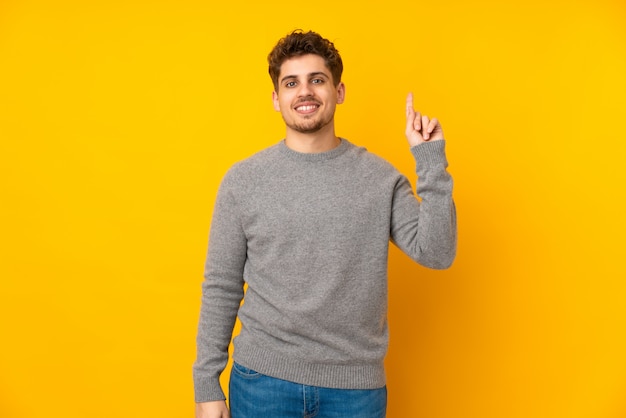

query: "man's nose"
xmin=297 ymin=82 xmax=313 ymax=97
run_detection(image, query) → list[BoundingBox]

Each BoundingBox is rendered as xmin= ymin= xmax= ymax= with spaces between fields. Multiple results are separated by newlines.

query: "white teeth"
xmin=296 ymin=105 xmax=317 ymax=111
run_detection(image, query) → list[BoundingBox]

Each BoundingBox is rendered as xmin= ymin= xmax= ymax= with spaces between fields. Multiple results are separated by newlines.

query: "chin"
xmin=287 ymin=121 xmax=323 ymax=134
xmin=295 ymin=126 xmax=323 ymax=134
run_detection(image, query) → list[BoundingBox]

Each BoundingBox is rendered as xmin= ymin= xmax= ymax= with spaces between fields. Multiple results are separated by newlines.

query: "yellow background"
xmin=1 ymin=0 xmax=625 ymax=417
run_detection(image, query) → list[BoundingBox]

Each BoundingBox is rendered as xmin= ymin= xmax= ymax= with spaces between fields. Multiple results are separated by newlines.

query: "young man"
xmin=194 ymin=30 xmax=457 ymax=418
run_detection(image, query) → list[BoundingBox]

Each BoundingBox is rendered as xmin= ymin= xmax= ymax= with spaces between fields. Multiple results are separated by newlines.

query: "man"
xmin=194 ymin=30 xmax=456 ymax=418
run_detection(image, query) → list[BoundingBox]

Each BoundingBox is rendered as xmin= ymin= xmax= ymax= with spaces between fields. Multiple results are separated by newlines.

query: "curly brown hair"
xmin=268 ymin=30 xmax=343 ymax=91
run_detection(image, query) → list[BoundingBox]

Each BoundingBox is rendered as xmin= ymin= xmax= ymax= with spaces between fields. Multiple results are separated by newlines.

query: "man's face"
xmin=272 ymin=54 xmax=345 ymax=135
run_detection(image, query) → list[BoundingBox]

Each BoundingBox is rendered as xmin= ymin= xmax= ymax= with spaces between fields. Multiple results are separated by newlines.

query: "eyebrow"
xmin=279 ymin=71 xmax=329 ymax=85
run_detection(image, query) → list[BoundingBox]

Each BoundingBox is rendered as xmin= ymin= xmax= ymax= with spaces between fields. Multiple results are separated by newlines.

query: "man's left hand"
xmin=405 ymin=92 xmax=444 ymax=147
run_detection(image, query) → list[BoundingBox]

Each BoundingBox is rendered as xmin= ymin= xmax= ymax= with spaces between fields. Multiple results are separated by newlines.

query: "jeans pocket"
xmin=232 ymin=362 xmax=262 ymax=379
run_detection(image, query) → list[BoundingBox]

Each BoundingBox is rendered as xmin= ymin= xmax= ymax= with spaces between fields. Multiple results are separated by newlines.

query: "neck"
xmin=284 ymin=124 xmax=340 ymax=154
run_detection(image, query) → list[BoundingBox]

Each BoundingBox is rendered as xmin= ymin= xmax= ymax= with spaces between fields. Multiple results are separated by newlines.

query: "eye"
xmin=285 ymin=81 xmax=297 ymax=88
xmin=311 ymin=78 xmax=324 ymax=84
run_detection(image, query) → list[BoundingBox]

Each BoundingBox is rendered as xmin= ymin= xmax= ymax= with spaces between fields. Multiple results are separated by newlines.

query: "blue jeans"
xmin=229 ymin=362 xmax=387 ymax=418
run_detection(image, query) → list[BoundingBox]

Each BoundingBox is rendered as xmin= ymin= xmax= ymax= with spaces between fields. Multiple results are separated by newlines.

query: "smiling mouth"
xmin=295 ymin=104 xmax=320 ymax=112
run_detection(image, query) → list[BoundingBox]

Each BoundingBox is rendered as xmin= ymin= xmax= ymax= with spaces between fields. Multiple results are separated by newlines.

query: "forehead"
xmin=279 ymin=54 xmax=331 ymax=79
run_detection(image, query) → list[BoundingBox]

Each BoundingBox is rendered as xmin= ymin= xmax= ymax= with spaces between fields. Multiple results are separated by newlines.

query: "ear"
xmin=336 ymin=82 xmax=346 ymax=104
xmin=272 ymin=90 xmax=280 ymax=111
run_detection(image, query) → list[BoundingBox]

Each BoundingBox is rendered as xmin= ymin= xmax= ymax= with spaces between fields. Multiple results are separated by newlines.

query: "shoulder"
xmin=344 ymin=140 xmax=403 ymax=178
xmin=232 ymin=142 xmax=281 ymax=172
xmin=220 ymin=142 xmax=283 ymax=190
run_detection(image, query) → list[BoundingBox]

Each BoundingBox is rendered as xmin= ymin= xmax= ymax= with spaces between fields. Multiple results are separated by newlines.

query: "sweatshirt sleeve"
xmin=193 ymin=171 xmax=247 ymax=402
xmin=390 ymin=140 xmax=457 ymax=269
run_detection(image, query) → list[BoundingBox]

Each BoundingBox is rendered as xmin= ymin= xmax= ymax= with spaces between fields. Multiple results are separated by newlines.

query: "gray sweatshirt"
xmin=193 ymin=138 xmax=456 ymax=402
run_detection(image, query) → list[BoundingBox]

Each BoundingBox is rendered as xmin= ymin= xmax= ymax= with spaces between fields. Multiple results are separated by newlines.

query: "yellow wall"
xmin=1 ymin=0 xmax=625 ymax=417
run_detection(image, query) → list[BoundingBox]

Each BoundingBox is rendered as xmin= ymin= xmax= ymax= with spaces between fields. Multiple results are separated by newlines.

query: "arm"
xmin=389 ymin=93 xmax=457 ymax=268
xmin=193 ymin=171 xmax=246 ymax=404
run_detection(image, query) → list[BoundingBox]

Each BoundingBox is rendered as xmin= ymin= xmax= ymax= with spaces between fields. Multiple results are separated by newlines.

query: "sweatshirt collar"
xmin=278 ymin=138 xmax=351 ymax=162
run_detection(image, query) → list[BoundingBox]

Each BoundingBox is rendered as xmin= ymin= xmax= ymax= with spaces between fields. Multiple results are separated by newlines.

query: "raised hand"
xmin=405 ymin=92 xmax=444 ymax=147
